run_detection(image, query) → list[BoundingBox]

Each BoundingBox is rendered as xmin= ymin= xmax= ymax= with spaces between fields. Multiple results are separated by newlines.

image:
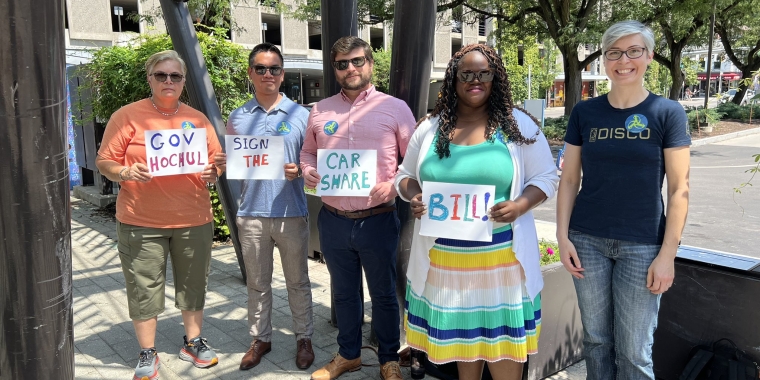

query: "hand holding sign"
xmin=419 ymin=182 xmax=496 ymax=242
xmin=316 ymin=149 xmax=377 ymax=196
xmin=145 ymin=129 xmax=208 ymax=176
xmin=224 ymin=135 xmax=285 ymax=180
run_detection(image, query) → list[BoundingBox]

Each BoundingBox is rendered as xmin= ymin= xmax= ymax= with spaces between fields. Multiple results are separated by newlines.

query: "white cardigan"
xmin=394 ymin=109 xmax=559 ymax=302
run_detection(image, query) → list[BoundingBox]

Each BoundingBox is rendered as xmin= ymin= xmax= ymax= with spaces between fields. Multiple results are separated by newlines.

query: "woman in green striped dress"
xmin=395 ymin=44 xmax=559 ymax=380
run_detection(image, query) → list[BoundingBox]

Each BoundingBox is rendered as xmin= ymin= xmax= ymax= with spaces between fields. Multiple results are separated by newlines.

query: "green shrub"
xmin=717 ymin=102 xmax=746 ymax=120
xmin=686 ymin=107 xmax=724 ymax=129
xmin=542 ymin=115 xmax=569 ymax=140
xmin=84 ymin=27 xmax=250 ymax=240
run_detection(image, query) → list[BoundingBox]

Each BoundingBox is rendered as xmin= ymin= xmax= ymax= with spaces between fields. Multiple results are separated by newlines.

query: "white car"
xmin=720 ymin=88 xmax=755 ymax=106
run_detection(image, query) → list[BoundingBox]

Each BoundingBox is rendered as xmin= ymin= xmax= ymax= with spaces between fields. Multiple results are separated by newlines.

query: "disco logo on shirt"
xmin=625 ymin=114 xmax=648 ymax=133
xmin=323 ymin=121 xmax=339 ymax=136
xmin=277 ymin=121 xmax=292 ymax=135
xmin=181 ymin=121 xmax=196 ymax=129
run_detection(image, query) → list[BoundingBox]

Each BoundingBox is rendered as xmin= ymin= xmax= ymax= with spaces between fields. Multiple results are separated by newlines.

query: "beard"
xmin=338 ymin=72 xmax=372 ymax=91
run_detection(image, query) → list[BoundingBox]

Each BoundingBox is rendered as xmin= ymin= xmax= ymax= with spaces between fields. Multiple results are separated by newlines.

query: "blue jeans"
xmin=569 ymin=229 xmax=662 ymax=380
xmin=318 ymin=206 xmax=401 ymax=364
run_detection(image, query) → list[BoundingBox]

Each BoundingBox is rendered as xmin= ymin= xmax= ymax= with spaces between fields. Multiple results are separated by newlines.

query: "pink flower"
xmin=547 ymin=247 xmax=555 ymax=256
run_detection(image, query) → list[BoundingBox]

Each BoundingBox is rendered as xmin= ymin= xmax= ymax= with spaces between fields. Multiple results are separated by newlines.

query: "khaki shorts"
xmin=117 ymin=221 xmax=213 ymax=320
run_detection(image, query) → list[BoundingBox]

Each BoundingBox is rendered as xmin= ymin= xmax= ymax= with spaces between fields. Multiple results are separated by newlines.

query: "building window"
xmin=261 ymin=13 xmax=281 ymax=45
xmin=110 ymin=0 xmax=140 ymax=33
xmin=478 ymin=16 xmax=486 ymax=37
xmin=370 ymin=27 xmax=384 ymax=50
xmin=308 ymin=21 xmax=321 ymax=50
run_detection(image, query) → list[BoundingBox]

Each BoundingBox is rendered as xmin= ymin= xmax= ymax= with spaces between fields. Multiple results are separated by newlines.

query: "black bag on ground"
xmin=680 ymin=338 xmax=760 ymax=380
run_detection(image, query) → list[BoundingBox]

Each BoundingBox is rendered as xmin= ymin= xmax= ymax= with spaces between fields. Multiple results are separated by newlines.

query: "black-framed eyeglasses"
xmin=457 ymin=70 xmax=495 ymax=83
xmin=150 ymin=72 xmax=184 ymax=83
xmin=604 ymin=47 xmax=647 ymax=61
xmin=252 ymin=65 xmax=283 ymax=76
xmin=332 ymin=57 xmax=368 ymax=70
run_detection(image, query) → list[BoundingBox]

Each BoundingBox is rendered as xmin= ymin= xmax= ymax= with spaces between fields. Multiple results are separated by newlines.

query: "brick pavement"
xmin=70 ymin=196 xmax=584 ymax=379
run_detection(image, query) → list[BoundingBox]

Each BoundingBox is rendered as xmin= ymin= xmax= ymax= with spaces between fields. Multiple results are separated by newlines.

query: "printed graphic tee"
xmin=564 ymin=93 xmax=690 ymax=244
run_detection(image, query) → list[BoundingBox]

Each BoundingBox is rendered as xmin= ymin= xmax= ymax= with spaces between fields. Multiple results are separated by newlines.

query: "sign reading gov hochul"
xmin=224 ymin=135 xmax=285 ymax=180
xmin=420 ymin=182 xmax=496 ymax=242
xmin=145 ymin=129 xmax=208 ymax=176
xmin=316 ymin=149 xmax=377 ymax=196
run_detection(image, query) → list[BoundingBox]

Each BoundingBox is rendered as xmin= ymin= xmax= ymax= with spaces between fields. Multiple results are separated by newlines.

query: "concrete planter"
xmin=525 ymin=262 xmax=584 ymax=379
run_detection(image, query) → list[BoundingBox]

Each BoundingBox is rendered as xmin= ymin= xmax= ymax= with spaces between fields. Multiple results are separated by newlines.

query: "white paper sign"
xmin=145 ymin=129 xmax=208 ymax=176
xmin=419 ymin=182 xmax=496 ymax=242
xmin=316 ymin=149 xmax=377 ymax=196
xmin=224 ymin=135 xmax=285 ymax=180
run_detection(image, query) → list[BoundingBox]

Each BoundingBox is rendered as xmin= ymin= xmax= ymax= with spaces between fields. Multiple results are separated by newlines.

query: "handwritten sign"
xmin=224 ymin=135 xmax=285 ymax=180
xmin=419 ymin=182 xmax=495 ymax=242
xmin=316 ymin=149 xmax=377 ymax=196
xmin=145 ymin=129 xmax=208 ymax=176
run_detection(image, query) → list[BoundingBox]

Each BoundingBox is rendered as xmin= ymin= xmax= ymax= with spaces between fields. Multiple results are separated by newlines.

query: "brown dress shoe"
xmin=239 ymin=340 xmax=271 ymax=370
xmin=296 ymin=338 xmax=315 ymax=369
xmin=310 ymin=353 xmax=361 ymax=380
xmin=380 ymin=361 xmax=403 ymax=380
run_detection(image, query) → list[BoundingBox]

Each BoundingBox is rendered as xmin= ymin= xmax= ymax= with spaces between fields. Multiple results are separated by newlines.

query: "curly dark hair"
xmin=430 ymin=44 xmax=536 ymax=158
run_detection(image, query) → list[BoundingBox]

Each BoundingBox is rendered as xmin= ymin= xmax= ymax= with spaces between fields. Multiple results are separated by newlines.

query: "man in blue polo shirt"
xmin=215 ymin=43 xmax=314 ymax=371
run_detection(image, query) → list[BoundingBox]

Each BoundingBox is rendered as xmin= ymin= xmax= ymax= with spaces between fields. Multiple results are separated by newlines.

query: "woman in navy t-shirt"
xmin=556 ymin=20 xmax=691 ymax=380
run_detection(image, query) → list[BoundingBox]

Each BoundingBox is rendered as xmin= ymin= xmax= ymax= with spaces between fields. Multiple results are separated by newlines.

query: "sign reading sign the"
xmin=316 ymin=149 xmax=377 ymax=196
xmin=419 ymin=182 xmax=496 ymax=242
xmin=224 ymin=135 xmax=285 ymax=180
xmin=145 ymin=129 xmax=208 ymax=177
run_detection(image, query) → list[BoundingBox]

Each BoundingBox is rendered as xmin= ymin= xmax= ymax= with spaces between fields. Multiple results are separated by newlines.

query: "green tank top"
xmin=419 ymin=136 xmax=514 ymax=232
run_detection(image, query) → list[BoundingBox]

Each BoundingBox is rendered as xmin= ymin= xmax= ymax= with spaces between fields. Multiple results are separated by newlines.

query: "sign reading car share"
xmin=420 ymin=182 xmax=496 ymax=242
xmin=224 ymin=135 xmax=285 ymax=180
xmin=316 ymin=149 xmax=376 ymax=196
xmin=145 ymin=129 xmax=208 ymax=176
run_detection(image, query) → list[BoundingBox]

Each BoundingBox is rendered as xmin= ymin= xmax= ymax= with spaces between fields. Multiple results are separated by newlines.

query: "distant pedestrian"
xmin=300 ymin=36 xmax=416 ymax=380
xmin=685 ymin=87 xmax=692 ymax=100
xmin=556 ymin=20 xmax=690 ymax=380
xmin=214 ymin=42 xmax=315 ymax=372
xmin=96 ymin=50 xmax=222 ymax=380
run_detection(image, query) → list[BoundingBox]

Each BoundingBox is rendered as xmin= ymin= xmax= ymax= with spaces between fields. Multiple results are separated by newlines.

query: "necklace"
xmin=149 ymin=97 xmax=181 ymax=116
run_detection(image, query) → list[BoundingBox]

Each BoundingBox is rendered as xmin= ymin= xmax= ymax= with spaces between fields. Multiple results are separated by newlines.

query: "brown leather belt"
xmin=323 ymin=204 xmax=396 ymax=219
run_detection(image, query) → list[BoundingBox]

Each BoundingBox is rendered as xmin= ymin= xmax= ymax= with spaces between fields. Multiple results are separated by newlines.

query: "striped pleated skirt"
xmin=404 ymin=229 xmax=541 ymax=364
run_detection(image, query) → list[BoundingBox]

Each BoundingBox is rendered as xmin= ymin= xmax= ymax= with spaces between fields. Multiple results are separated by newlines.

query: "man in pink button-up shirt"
xmin=300 ymin=36 xmax=415 ymax=380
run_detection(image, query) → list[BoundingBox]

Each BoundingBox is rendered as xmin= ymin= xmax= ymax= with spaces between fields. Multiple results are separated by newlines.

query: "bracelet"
xmin=118 ymin=167 xmax=129 ymax=181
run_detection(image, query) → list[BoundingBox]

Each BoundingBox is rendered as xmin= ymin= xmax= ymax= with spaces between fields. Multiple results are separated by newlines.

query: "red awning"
xmin=697 ymin=72 xmax=742 ymax=80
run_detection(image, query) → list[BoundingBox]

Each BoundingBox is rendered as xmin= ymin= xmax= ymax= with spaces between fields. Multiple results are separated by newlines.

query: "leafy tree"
xmin=498 ymin=38 xmax=558 ymax=104
xmin=644 ymin=60 xmax=673 ymax=97
xmin=372 ymin=48 xmax=392 ymax=93
xmin=681 ymin=56 xmax=699 ymax=86
xmin=714 ymin=0 xmax=760 ymax=105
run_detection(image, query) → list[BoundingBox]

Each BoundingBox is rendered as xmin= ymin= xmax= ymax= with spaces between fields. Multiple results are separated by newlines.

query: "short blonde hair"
xmin=145 ymin=50 xmax=187 ymax=75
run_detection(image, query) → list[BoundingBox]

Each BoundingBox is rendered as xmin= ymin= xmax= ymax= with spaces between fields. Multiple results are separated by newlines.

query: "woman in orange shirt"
xmin=96 ymin=50 xmax=223 ymax=380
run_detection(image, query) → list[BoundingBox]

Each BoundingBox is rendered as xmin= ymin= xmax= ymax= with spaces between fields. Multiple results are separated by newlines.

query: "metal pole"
xmin=0 ymin=0 xmax=74 ymax=378
xmin=388 ymin=0 xmax=437 ymax=345
xmin=704 ymin=2 xmax=716 ymax=109
xmin=157 ymin=0 xmax=247 ymax=282
xmin=528 ymin=64 xmax=532 ymax=99
xmin=320 ymin=0 xmax=358 ymax=98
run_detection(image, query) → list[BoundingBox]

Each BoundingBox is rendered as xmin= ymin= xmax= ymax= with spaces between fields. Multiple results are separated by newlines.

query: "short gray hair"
xmin=145 ymin=50 xmax=187 ymax=75
xmin=602 ymin=20 xmax=655 ymax=55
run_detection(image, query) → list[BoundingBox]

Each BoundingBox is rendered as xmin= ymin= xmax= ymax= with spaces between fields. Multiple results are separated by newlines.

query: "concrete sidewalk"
xmin=70 ymin=196 xmax=583 ymax=379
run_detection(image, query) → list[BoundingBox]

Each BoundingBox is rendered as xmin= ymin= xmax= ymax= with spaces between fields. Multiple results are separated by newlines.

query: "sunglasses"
xmin=604 ymin=47 xmax=647 ymax=61
xmin=252 ymin=65 xmax=283 ymax=76
xmin=457 ymin=70 xmax=495 ymax=83
xmin=150 ymin=72 xmax=184 ymax=83
xmin=332 ymin=57 xmax=368 ymax=70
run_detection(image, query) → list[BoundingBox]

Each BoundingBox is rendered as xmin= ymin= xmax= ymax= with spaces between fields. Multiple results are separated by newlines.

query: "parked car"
xmin=719 ymin=88 xmax=755 ymax=105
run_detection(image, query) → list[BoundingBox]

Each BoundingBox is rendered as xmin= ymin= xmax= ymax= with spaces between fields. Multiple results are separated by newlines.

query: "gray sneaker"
xmin=133 ymin=348 xmax=160 ymax=380
xmin=179 ymin=335 xmax=219 ymax=368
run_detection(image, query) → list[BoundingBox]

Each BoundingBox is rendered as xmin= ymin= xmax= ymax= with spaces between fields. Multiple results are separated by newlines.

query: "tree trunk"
xmin=668 ymin=54 xmax=684 ymax=101
xmin=562 ymin=47 xmax=582 ymax=116
xmin=733 ymin=65 xmax=760 ymax=105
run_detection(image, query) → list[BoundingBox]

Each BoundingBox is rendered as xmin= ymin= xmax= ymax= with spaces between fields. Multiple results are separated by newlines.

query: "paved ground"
xmin=70 ymin=197 xmax=585 ymax=379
